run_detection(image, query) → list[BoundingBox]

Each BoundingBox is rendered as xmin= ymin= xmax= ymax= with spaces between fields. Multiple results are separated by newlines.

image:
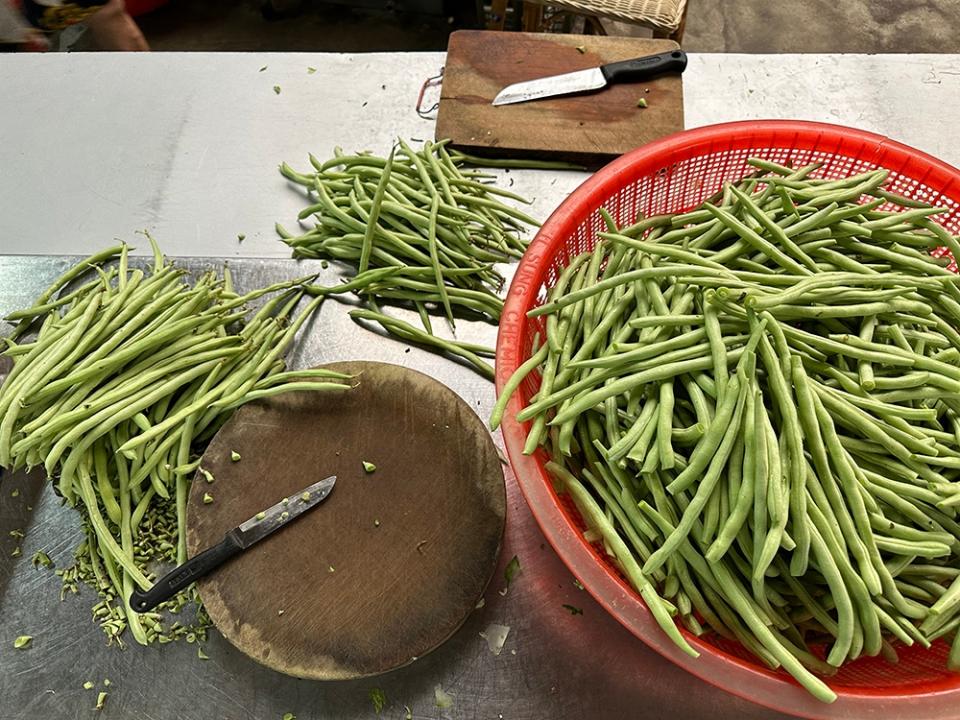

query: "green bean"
xmin=874 ymin=536 xmax=951 ymax=557
xmin=665 ymin=338 xmax=758 ymax=492
xmin=706 ymin=388 xmax=756 ymax=562
xmin=794 ymin=201 xmax=868 ymax=234
xmin=493 ymin=164 xmax=960 ymax=701
xmin=350 ymin=308 xmax=494 ymax=380
xmin=7 ymin=245 xmax=125 ymax=341
xmin=218 ymin=381 xmax=353 ymax=409
xmin=747 ymin=158 xmax=823 ymax=178
xmin=4 ymin=275 xmax=113 ymax=323
xmin=645 ymin=377 xmax=749 ymax=574
xmin=545 ymin=347 xmax=746 ymax=428
xmin=0 ymin=293 xmax=104 ymax=469
xmin=716 ymin=556 xmax=837 ymax=700
xmin=276 ymin=140 xmax=537 ymax=376
xmin=447 ymin=151 xmax=586 ymax=171
xmin=423 ymin=195 xmax=455 ymax=328
xmin=304 ymin=267 xmax=399 ymax=296
xmin=624 ymin=399 xmax=660 ymax=464
xmin=602 ymin=233 xmax=733 ymax=275
xmin=703 ymin=301 xmax=728 ymax=400
xmin=529 ymin=266 xmax=717 ymax=319
xmin=729 ymin=185 xmax=820 ymax=271
xmin=76 ymin=460 xmax=152 ymax=589
xmin=490 ymin=341 xmax=548 ymax=431
xmin=629 ymin=314 xmax=704 ymax=329
xmin=572 ymin=327 xmax=711 ymax=370
xmin=703 ymin=203 xmax=811 ymax=276
xmin=656 ymin=382 xmax=676 ymax=470
xmin=900 ymin=564 xmax=960 ymax=581
xmin=0 ymin=242 xmax=345 ymax=646
xmin=551 ymin=462 xmax=698 ymax=657
xmin=795 ymin=169 xmax=888 ymax=203
xmin=869 ymin=187 xmax=933 ymax=208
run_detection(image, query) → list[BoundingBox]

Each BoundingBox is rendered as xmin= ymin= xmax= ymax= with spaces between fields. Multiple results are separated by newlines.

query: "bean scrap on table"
xmin=499 ymin=555 xmax=521 ymax=596
xmin=434 ymin=685 xmax=453 ymax=710
xmin=504 ymin=555 xmax=521 ymax=585
xmin=369 ymin=688 xmax=387 ymax=714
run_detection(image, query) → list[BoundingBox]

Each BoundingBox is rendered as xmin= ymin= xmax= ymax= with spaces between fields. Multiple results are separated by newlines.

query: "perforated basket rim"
xmin=495 ymin=120 xmax=960 ymax=719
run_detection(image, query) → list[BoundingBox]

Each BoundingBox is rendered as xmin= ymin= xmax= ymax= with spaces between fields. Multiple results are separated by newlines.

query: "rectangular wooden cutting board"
xmin=436 ymin=31 xmax=684 ymax=167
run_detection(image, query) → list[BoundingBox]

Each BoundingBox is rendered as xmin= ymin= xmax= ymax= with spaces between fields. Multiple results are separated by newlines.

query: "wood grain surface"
xmin=436 ymin=31 xmax=684 ymax=167
xmin=186 ymin=361 xmax=506 ymax=680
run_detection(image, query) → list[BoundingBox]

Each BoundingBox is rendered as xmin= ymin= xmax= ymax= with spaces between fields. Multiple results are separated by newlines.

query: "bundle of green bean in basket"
xmin=277 ymin=139 xmax=540 ymax=379
xmin=0 ymin=240 xmax=352 ymax=647
xmin=492 ymin=159 xmax=960 ymax=702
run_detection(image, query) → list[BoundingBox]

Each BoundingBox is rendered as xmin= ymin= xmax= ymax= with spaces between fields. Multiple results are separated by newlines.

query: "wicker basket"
xmin=522 ymin=0 xmax=686 ymax=31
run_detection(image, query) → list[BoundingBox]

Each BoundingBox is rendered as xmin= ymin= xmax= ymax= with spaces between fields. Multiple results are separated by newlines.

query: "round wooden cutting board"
xmin=186 ymin=361 xmax=506 ymax=680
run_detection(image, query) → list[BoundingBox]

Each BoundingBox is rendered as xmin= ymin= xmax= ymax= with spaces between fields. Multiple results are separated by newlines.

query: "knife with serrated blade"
xmin=492 ymin=49 xmax=687 ymax=106
xmin=130 ymin=475 xmax=336 ymax=612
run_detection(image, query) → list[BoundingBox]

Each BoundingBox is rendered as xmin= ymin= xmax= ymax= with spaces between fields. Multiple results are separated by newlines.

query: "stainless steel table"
xmin=0 ymin=255 xmax=778 ymax=720
xmin=3 ymin=50 xmax=960 ymax=720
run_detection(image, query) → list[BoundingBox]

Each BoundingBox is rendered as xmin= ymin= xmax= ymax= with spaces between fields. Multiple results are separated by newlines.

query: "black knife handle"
xmin=600 ymin=50 xmax=687 ymax=86
xmin=129 ymin=531 xmax=243 ymax=613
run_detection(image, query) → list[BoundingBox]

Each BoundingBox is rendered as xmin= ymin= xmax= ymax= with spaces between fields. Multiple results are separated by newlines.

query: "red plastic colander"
xmin=495 ymin=120 xmax=960 ymax=719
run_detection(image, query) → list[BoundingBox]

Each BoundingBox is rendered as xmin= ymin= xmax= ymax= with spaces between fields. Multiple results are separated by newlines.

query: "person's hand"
xmin=84 ymin=0 xmax=149 ymax=51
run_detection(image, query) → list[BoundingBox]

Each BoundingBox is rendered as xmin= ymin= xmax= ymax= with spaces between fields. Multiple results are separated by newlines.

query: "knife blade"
xmin=130 ymin=475 xmax=336 ymax=612
xmin=492 ymin=49 xmax=687 ymax=106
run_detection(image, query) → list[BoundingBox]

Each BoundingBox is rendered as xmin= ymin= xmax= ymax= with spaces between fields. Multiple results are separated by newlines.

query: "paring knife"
xmin=492 ymin=49 xmax=688 ymax=106
xmin=130 ymin=475 xmax=337 ymax=612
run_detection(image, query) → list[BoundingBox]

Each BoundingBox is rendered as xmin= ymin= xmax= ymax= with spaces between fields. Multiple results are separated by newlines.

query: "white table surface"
xmin=1 ymin=52 xmax=959 ymax=257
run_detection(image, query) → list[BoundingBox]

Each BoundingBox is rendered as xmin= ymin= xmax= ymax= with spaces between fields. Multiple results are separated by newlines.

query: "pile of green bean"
xmin=492 ymin=159 xmax=960 ymax=702
xmin=277 ymin=139 xmax=540 ymax=377
xmin=0 ymin=240 xmax=352 ymax=646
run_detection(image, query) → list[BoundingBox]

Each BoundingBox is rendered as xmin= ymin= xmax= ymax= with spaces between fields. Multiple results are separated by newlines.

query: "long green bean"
xmin=495 ymin=160 xmax=960 ymax=701
xmin=0 ymin=239 xmax=352 ymax=647
xmin=278 ymin=139 xmax=538 ymax=378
